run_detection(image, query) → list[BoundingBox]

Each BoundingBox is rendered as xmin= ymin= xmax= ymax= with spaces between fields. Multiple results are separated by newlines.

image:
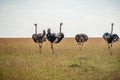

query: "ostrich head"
xmin=34 ymin=23 xmax=37 ymax=27
xmin=60 ymin=23 xmax=63 ymax=26
xmin=47 ymin=28 xmax=51 ymax=34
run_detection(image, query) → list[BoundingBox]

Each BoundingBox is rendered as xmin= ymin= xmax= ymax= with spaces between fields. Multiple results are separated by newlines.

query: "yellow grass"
xmin=0 ymin=38 xmax=120 ymax=80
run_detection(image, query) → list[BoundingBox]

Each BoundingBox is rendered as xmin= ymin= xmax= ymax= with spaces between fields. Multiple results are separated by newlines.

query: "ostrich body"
xmin=103 ymin=23 xmax=119 ymax=55
xmin=47 ymin=23 xmax=64 ymax=53
xmin=75 ymin=33 xmax=88 ymax=46
xmin=32 ymin=24 xmax=46 ymax=48
xmin=103 ymin=33 xmax=119 ymax=43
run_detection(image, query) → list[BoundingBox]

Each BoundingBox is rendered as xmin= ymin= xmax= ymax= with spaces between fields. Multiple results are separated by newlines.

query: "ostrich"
xmin=46 ymin=23 xmax=64 ymax=53
xmin=75 ymin=33 xmax=88 ymax=46
xmin=103 ymin=23 xmax=119 ymax=55
xmin=32 ymin=23 xmax=46 ymax=48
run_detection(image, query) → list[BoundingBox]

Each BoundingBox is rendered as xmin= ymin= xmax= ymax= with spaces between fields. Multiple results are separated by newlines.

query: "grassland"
xmin=0 ymin=38 xmax=120 ymax=80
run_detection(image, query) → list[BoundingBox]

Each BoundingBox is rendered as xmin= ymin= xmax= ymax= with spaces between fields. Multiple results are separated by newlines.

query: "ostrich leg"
xmin=108 ymin=44 xmax=112 ymax=55
xmin=39 ymin=43 xmax=42 ymax=48
xmin=110 ymin=44 xmax=112 ymax=55
xmin=37 ymin=42 xmax=41 ymax=48
xmin=51 ymin=43 xmax=54 ymax=53
xmin=81 ymin=42 xmax=83 ymax=46
xmin=38 ymin=43 xmax=42 ymax=53
xmin=108 ymin=44 xmax=110 ymax=55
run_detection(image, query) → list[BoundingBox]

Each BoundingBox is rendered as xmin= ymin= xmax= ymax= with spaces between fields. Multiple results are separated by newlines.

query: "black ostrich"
xmin=75 ymin=33 xmax=88 ymax=46
xmin=103 ymin=23 xmax=119 ymax=55
xmin=46 ymin=23 xmax=64 ymax=53
xmin=32 ymin=23 xmax=46 ymax=48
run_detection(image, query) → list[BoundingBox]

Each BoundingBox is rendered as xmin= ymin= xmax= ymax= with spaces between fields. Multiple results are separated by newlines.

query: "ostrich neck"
xmin=111 ymin=24 xmax=113 ymax=34
xmin=35 ymin=26 xmax=37 ymax=34
xmin=43 ymin=30 xmax=46 ymax=36
xmin=47 ymin=31 xmax=51 ymax=35
xmin=60 ymin=25 xmax=61 ymax=33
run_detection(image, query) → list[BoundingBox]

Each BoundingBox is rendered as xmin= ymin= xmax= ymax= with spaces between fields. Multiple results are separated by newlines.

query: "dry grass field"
xmin=0 ymin=38 xmax=120 ymax=80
